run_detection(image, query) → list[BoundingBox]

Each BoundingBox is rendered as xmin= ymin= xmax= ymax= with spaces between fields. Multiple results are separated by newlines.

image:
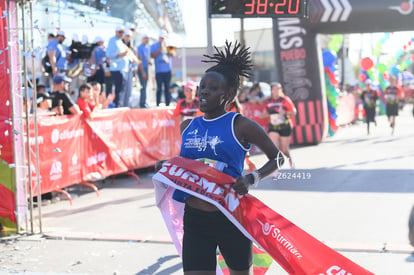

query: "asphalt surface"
xmin=1 ymin=106 xmax=414 ymax=275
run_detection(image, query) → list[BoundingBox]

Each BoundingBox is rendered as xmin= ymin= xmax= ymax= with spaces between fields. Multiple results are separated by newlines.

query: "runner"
xmin=360 ymin=79 xmax=378 ymax=135
xmin=264 ymin=82 xmax=297 ymax=168
xmin=384 ymin=76 xmax=403 ymax=135
xmin=156 ymin=41 xmax=283 ymax=275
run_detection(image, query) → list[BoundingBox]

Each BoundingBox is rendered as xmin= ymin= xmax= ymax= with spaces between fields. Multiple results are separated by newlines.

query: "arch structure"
xmin=272 ymin=0 xmax=414 ymax=144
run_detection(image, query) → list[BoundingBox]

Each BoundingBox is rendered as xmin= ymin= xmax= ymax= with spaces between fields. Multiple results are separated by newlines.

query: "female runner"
xmin=165 ymin=41 xmax=284 ymax=275
xmin=264 ymin=82 xmax=297 ymax=168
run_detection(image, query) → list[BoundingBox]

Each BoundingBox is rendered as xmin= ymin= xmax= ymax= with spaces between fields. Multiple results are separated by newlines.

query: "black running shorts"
xmin=182 ymin=203 xmax=253 ymax=272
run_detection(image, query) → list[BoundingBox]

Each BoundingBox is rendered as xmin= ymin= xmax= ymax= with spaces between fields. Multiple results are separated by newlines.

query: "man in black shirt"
xmin=50 ymin=74 xmax=81 ymax=115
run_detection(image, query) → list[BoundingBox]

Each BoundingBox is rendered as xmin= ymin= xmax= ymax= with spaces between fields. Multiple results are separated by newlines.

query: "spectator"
xmin=126 ymin=23 xmax=138 ymax=48
xmin=90 ymin=81 xmax=114 ymax=109
xmin=151 ymin=30 xmax=173 ymax=106
xmin=36 ymin=91 xmax=53 ymax=115
xmin=172 ymin=80 xmax=200 ymax=121
xmin=137 ymin=33 xmax=150 ymax=108
xmin=77 ymin=83 xmax=96 ymax=118
xmin=50 ymin=74 xmax=81 ymax=115
xmin=238 ymin=86 xmax=250 ymax=104
xmin=66 ymin=33 xmax=84 ymax=102
xmin=39 ymin=33 xmax=56 ymax=88
xmin=106 ymin=25 xmax=129 ymax=107
xmin=86 ymin=36 xmax=106 ymax=85
xmin=248 ymin=82 xmax=265 ymax=104
xmin=47 ymin=30 xmax=67 ymax=76
xmin=121 ymin=29 xmax=138 ymax=107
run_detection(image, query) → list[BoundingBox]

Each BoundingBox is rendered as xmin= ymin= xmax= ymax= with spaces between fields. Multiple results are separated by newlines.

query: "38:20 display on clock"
xmin=244 ymin=0 xmax=301 ymax=15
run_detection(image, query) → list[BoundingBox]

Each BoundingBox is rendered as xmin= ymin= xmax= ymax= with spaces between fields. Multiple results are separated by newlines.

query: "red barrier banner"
xmin=26 ymin=108 xmax=181 ymax=195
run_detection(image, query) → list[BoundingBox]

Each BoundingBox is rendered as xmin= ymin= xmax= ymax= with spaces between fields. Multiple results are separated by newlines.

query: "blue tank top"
xmin=173 ymin=112 xmax=250 ymax=202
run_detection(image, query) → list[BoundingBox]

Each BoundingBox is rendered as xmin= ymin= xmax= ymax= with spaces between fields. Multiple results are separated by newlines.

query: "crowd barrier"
xmin=26 ymin=94 xmax=356 ymax=196
xmin=26 ymin=108 xmax=181 ymax=195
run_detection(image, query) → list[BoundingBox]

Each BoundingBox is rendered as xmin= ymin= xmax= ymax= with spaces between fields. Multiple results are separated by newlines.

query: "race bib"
xmin=270 ymin=113 xmax=285 ymax=125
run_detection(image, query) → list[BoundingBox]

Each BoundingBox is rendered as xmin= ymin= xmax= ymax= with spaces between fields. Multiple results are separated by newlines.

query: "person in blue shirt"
xmin=150 ymin=30 xmax=173 ymax=106
xmin=106 ymin=25 xmax=129 ymax=107
xmin=47 ymin=30 xmax=67 ymax=75
xmin=86 ymin=36 xmax=106 ymax=85
xmin=137 ymin=33 xmax=150 ymax=108
xmin=156 ymin=41 xmax=283 ymax=274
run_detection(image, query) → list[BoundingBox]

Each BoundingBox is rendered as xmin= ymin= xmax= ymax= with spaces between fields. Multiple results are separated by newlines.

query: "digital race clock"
xmin=209 ymin=0 xmax=308 ymax=18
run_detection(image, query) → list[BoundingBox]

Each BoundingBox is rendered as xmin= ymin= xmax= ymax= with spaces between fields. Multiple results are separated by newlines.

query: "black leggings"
xmin=182 ymin=203 xmax=252 ymax=272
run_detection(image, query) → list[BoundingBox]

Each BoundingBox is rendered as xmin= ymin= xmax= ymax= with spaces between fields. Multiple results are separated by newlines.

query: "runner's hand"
xmin=155 ymin=160 xmax=166 ymax=172
xmin=232 ymin=175 xmax=252 ymax=195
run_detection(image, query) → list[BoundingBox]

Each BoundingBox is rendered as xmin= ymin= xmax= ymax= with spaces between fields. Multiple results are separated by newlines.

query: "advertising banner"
xmin=273 ymin=0 xmax=414 ymax=144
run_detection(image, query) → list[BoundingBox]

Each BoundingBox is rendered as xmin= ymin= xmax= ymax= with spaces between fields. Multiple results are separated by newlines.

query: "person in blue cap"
xmin=50 ymin=74 xmax=81 ymax=115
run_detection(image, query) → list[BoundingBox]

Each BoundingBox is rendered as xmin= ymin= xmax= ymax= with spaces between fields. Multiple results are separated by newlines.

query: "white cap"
xmin=124 ymin=29 xmax=132 ymax=36
xmin=127 ymin=23 xmax=136 ymax=30
xmin=56 ymin=30 xmax=65 ymax=37
xmin=141 ymin=33 xmax=149 ymax=40
xmin=116 ymin=25 xmax=125 ymax=32
xmin=93 ymin=36 xmax=104 ymax=43
xmin=365 ymin=79 xmax=372 ymax=85
xmin=82 ymin=34 xmax=89 ymax=44
xmin=159 ymin=30 xmax=168 ymax=38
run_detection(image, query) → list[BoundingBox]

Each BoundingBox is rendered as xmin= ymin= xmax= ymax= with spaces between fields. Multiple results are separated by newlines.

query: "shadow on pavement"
xmin=40 ymin=192 xmax=154 ymax=218
xmin=135 ymin=255 xmax=181 ymax=275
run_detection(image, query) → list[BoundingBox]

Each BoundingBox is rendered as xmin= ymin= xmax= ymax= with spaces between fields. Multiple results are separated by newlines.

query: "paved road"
xmin=1 ymin=107 xmax=414 ymax=275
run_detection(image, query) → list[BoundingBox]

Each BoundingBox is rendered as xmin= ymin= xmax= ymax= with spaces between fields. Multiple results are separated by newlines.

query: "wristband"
xmin=250 ymin=170 xmax=261 ymax=187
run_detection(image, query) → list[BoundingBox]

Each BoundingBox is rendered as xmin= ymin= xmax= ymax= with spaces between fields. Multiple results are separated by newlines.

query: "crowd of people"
xmin=31 ymin=24 xmax=176 ymax=115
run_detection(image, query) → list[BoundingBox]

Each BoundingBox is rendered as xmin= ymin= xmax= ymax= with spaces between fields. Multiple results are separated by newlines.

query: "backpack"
xmin=42 ymin=54 xmax=52 ymax=74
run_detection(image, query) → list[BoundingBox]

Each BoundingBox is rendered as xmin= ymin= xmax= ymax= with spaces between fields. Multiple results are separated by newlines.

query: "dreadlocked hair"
xmin=202 ymin=40 xmax=252 ymax=103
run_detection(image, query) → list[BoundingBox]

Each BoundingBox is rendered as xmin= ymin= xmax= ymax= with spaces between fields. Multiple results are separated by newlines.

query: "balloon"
xmin=391 ymin=65 xmax=400 ymax=76
xmin=359 ymin=73 xmax=367 ymax=82
xmin=377 ymin=63 xmax=387 ymax=73
xmin=411 ymin=54 xmax=414 ymax=63
xmin=360 ymin=57 xmax=374 ymax=71
xmin=322 ymin=50 xmax=337 ymax=67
